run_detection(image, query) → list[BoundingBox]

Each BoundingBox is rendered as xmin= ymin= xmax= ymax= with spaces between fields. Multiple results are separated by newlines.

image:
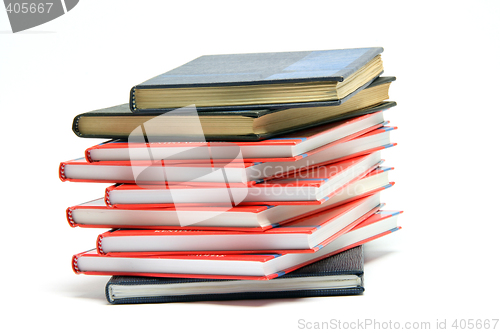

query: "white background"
xmin=1 ymin=1 xmax=499 ymax=332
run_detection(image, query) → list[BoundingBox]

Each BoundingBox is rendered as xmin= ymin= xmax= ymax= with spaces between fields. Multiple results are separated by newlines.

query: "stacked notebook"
xmin=62 ymin=47 xmax=402 ymax=304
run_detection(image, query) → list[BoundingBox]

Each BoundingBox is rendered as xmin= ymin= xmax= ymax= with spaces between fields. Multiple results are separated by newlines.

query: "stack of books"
xmin=61 ymin=47 xmax=402 ymax=304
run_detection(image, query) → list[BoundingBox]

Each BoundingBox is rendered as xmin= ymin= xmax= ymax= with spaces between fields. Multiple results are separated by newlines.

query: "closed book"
xmin=105 ymin=245 xmax=365 ymax=304
xmin=60 ymin=126 xmax=396 ymax=184
xmin=130 ymin=47 xmax=384 ymax=112
xmin=96 ymin=194 xmax=381 ymax=255
xmin=85 ymin=111 xmax=386 ymax=162
xmin=73 ymin=211 xmax=401 ymax=281
xmin=103 ymin=152 xmax=383 ymax=207
xmin=72 ymin=78 xmax=395 ymax=141
xmin=66 ymin=167 xmax=393 ymax=231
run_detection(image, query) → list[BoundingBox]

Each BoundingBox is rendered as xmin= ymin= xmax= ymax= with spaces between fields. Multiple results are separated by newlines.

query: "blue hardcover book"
xmin=105 ymin=246 xmax=364 ymax=304
xmin=130 ymin=47 xmax=384 ymax=113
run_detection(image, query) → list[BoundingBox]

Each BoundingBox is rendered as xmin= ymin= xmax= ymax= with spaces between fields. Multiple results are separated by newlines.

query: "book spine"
xmin=72 ymin=114 xmax=84 ymax=137
xmin=97 ymin=234 xmax=104 ymax=255
xmin=59 ymin=162 xmax=68 ymax=182
xmin=130 ymin=87 xmax=137 ymax=112
xmin=85 ymin=147 xmax=94 ymax=162
xmin=104 ymin=185 xmax=116 ymax=207
xmin=72 ymin=254 xmax=82 ymax=274
xmin=66 ymin=207 xmax=77 ymax=228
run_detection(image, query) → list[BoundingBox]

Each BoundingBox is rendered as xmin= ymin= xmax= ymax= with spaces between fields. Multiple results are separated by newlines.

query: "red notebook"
xmin=85 ymin=112 xmax=386 ymax=162
xmin=59 ymin=126 xmax=396 ymax=185
xmin=97 ymin=194 xmax=381 ymax=255
xmin=67 ymin=166 xmax=394 ymax=231
xmin=73 ymin=210 xmax=402 ymax=280
xmin=104 ymin=152 xmax=383 ymax=207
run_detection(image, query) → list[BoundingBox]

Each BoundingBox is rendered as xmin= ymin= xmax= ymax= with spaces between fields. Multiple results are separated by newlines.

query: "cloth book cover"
xmin=66 ymin=166 xmax=393 ymax=231
xmin=72 ymin=77 xmax=395 ymax=141
xmin=104 ymin=245 xmax=365 ymax=304
xmin=130 ymin=47 xmax=384 ymax=112
xmin=72 ymin=210 xmax=401 ymax=281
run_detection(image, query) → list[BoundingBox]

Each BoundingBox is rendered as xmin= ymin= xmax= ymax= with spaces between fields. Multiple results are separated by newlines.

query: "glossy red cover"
xmin=67 ymin=180 xmax=392 ymax=231
xmin=58 ymin=158 xmax=256 ymax=186
xmin=85 ymin=112 xmax=386 ymax=163
xmin=104 ymin=153 xmax=383 ymax=208
xmin=96 ymin=196 xmax=381 ymax=255
xmin=72 ymin=212 xmax=401 ymax=281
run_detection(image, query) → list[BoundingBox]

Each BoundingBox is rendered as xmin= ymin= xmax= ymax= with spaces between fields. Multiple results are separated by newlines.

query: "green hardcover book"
xmin=73 ymin=77 xmax=395 ymax=141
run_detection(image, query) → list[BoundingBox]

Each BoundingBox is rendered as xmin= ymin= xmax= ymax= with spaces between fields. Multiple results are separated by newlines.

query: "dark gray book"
xmin=105 ymin=246 xmax=364 ymax=304
xmin=130 ymin=47 xmax=384 ymax=112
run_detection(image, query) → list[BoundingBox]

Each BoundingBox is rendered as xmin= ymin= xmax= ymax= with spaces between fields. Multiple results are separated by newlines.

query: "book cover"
xmin=73 ymin=211 xmax=401 ymax=280
xmin=59 ymin=157 xmax=258 ymax=186
xmin=96 ymin=194 xmax=381 ymax=255
xmin=84 ymin=111 xmax=387 ymax=162
xmin=66 ymin=166 xmax=393 ymax=231
xmin=130 ymin=47 xmax=384 ymax=112
xmin=72 ymin=77 xmax=395 ymax=141
xmin=103 ymin=152 xmax=383 ymax=207
xmin=60 ymin=128 xmax=395 ymax=185
xmin=105 ymin=246 xmax=365 ymax=304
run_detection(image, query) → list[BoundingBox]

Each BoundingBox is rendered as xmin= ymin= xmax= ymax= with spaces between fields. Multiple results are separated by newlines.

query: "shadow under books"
xmin=199 ymin=294 xmax=362 ymax=307
xmin=57 ymin=276 xmax=110 ymax=302
xmin=363 ymin=248 xmax=397 ymax=264
xmin=60 ymin=277 xmax=346 ymax=306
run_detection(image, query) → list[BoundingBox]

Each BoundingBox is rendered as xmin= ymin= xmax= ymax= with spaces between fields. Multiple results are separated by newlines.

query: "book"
xmin=72 ymin=78 xmax=395 ymax=141
xmin=104 ymin=152 xmax=383 ymax=207
xmin=60 ymin=126 xmax=396 ymax=184
xmin=60 ymin=158 xmax=257 ymax=186
xmin=85 ymin=111 xmax=386 ymax=162
xmin=97 ymin=194 xmax=381 ymax=255
xmin=67 ymin=167 xmax=393 ymax=231
xmin=73 ymin=210 xmax=401 ymax=280
xmin=130 ymin=47 xmax=384 ymax=112
xmin=105 ymin=245 xmax=365 ymax=304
